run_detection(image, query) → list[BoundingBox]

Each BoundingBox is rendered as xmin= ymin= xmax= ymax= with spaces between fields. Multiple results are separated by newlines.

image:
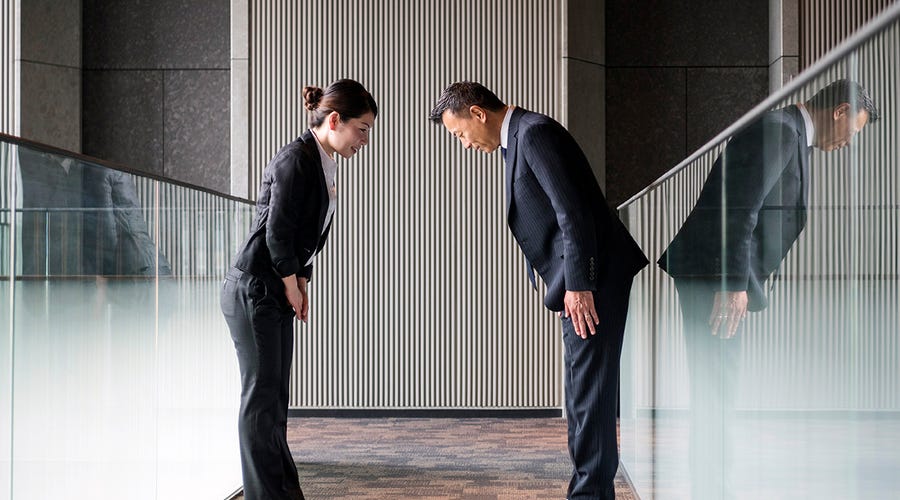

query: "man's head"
xmin=805 ymin=79 xmax=879 ymax=152
xmin=429 ymin=82 xmax=507 ymax=153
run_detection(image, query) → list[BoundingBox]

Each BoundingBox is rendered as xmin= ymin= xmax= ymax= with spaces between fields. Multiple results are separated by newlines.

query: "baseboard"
xmin=618 ymin=463 xmax=643 ymax=500
xmin=634 ymin=408 xmax=900 ymax=419
xmin=288 ymin=408 xmax=563 ymax=418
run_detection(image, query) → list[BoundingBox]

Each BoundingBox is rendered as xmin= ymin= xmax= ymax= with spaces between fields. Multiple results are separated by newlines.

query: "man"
xmin=658 ymin=79 xmax=879 ymax=499
xmin=430 ymin=82 xmax=649 ymax=499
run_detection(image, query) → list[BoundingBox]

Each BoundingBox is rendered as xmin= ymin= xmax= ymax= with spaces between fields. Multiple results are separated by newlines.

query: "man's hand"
xmin=709 ymin=290 xmax=748 ymax=339
xmin=562 ymin=290 xmax=599 ymax=339
xmin=282 ymin=275 xmax=309 ymax=323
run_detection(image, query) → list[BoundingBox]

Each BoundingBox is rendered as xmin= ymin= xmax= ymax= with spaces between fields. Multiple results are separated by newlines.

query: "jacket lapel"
xmin=789 ymin=106 xmax=811 ymax=209
xmin=505 ymin=108 xmax=525 ymax=221
xmin=299 ymin=130 xmax=330 ymax=235
xmin=785 ymin=105 xmax=811 ymax=228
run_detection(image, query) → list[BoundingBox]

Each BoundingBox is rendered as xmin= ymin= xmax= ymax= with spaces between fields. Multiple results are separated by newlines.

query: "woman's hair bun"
xmin=303 ymin=86 xmax=324 ymax=111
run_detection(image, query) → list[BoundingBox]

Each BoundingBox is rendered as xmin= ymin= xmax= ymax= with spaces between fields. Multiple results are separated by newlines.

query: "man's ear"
xmin=833 ymin=102 xmax=851 ymax=120
xmin=469 ymin=105 xmax=487 ymax=123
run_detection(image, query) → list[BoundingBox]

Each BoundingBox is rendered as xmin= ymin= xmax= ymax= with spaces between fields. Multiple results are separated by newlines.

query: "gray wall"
xmin=20 ymin=0 xmax=81 ymax=151
xmin=604 ymin=0 xmax=770 ymax=207
xmin=82 ymin=0 xmax=230 ymax=193
xmin=770 ymin=0 xmax=801 ymax=91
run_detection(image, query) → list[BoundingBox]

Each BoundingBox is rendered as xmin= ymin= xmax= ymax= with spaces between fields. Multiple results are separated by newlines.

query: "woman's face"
xmin=328 ymin=111 xmax=376 ymax=159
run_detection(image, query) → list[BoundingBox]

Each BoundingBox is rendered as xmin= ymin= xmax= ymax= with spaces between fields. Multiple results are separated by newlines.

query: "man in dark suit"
xmin=430 ymin=81 xmax=649 ymax=500
xmin=658 ymin=79 xmax=879 ymax=499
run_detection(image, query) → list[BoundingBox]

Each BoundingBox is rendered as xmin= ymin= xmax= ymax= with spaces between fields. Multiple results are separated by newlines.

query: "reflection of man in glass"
xmin=17 ymin=147 xmax=171 ymax=277
xmin=81 ymin=166 xmax=172 ymax=277
xmin=17 ymin=149 xmax=86 ymax=275
xmin=657 ymin=79 xmax=879 ymax=499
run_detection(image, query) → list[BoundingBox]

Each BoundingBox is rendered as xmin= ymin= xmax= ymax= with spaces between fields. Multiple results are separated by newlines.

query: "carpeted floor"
xmin=274 ymin=417 xmax=636 ymax=499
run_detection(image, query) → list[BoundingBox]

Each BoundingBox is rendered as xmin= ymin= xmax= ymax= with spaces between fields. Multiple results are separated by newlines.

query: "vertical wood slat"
xmin=1 ymin=0 xmax=18 ymax=136
xmin=0 ymin=0 xmax=15 ymax=272
xmin=248 ymin=0 xmax=564 ymax=409
xmin=801 ymin=0 xmax=897 ymax=69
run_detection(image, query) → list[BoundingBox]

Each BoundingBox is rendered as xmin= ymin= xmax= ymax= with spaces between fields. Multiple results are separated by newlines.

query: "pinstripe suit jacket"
xmin=505 ymin=107 xmax=649 ymax=311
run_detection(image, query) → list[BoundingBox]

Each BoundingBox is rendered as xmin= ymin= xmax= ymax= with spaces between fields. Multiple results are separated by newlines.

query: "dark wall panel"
xmin=164 ymin=70 xmax=230 ymax=193
xmin=606 ymin=67 xmax=687 ymax=207
xmin=83 ymin=70 xmax=164 ymax=175
xmin=82 ymin=0 xmax=229 ymax=192
xmin=605 ymin=0 xmax=770 ymax=207
xmin=686 ymin=67 xmax=770 ymax=153
xmin=606 ymin=0 xmax=769 ymax=67
xmin=83 ymin=0 xmax=228 ymax=69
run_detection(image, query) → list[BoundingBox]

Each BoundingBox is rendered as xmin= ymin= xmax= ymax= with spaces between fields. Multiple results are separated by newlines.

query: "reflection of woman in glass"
xmin=221 ymin=79 xmax=377 ymax=500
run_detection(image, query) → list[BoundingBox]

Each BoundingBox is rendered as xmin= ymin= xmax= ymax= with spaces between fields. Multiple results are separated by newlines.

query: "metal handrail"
xmin=617 ymin=1 xmax=900 ymax=210
xmin=0 ymin=132 xmax=254 ymax=205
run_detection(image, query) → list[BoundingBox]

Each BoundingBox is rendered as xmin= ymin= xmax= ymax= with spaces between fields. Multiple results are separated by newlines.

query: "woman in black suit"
xmin=221 ymin=79 xmax=377 ymax=500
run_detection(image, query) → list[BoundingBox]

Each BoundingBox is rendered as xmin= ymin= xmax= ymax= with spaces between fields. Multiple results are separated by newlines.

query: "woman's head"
xmin=304 ymin=79 xmax=378 ymax=159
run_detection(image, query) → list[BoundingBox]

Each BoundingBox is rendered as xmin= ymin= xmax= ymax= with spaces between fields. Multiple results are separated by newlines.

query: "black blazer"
xmin=658 ymin=105 xmax=811 ymax=311
xmin=505 ymin=107 xmax=649 ymax=311
xmin=232 ymin=130 xmax=332 ymax=285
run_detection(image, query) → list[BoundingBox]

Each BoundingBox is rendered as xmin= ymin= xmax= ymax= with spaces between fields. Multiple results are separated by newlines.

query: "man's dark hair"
xmin=429 ymin=81 xmax=506 ymax=124
xmin=805 ymin=79 xmax=880 ymax=123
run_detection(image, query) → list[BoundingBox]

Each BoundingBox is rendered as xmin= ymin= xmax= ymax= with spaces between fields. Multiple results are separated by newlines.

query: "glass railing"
xmin=618 ymin=4 xmax=900 ymax=499
xmin=0 ymin=135 xmax=253 ymax=499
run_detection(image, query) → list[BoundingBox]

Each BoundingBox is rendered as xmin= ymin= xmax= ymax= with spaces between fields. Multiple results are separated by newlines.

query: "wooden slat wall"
xmin=248 ymin=0 xmax=566 ymax=409
xmin=801 ymin=0 xmax=898 ymax=68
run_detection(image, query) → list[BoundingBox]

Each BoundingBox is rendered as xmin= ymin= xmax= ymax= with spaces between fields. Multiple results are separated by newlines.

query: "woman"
xmin=221 ymin=79 xmax=377 ymax=500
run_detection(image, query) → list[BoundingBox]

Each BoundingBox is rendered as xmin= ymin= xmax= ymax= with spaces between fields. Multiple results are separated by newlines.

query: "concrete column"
xmin=20 ymin=0 xmax=82 ymax=151
xmin=230 ymin=0 xmax=249 ymax=199
xmin=769 ymin=0 xmax=800 ymax=92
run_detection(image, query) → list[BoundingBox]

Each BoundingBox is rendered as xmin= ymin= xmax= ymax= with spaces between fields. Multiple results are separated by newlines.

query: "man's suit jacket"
xmin=505 ymin=107 xmax=649 ymax=311
xmin=233 ymin=130 xmax=332 ymax=287
xmin=658 ymin=105 xmax=811 ymax=311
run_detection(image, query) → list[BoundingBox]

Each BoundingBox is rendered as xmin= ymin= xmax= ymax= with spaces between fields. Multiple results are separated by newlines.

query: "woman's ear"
xmin=328 ymin=111 xmax=341 ymax=130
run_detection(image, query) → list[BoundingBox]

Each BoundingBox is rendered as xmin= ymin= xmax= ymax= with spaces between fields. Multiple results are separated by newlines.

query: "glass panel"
xmin=620 ymin=16 xmax=899 ymax=500
xmin=4 ymin=140 xmax=251 ymax=499
xmin=154 ymin=183 xmax=248 ymax=498
xmin=1 ymin=141 xmax=13 ymax=500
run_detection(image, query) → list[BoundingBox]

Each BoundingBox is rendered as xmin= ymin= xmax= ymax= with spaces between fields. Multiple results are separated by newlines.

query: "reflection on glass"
xmin=3 ymin=141 xmax=248 ymax=499
xmin=17 ymin=147 xmax=171 ymax=277
xmin=1 ymin=142 xmax=12 ymax=500
xmin=657 ymin=79 xmax=879 ymax=499
xmin=620 ymin=32 xmax=900 ymax=500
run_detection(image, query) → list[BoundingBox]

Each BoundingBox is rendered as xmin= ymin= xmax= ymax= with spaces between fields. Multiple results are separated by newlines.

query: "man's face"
xmin=818 ymin=104 xmax=870 ymax=152
xmin=441 ymin=106 xmax=501 ymax=154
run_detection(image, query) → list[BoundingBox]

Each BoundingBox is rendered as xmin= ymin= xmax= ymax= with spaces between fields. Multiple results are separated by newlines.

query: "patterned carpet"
xmin=274 ymin=417 xmax=637 ymax=500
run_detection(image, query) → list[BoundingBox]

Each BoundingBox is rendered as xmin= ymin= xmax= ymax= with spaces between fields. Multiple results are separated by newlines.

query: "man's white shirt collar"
xmin=797 ymin=104 xmax=815 ymax=149
xmin=500 ymin=106 xmax=515 ymax=149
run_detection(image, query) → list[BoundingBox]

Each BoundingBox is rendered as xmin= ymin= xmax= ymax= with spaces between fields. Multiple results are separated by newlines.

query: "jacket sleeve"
xmin=265 ymin=150 xmax=304 ymax=278
xmin=521 ymin=122 xmax=598 ymax=291
xmin=719 ymin=119 xmax=800 ymax=290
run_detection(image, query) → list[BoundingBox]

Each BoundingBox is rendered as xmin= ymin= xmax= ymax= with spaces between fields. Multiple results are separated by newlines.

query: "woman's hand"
xmin=297 ymin=277 xmax=309 ymax=322
xmin=282 ymin=275 xmax=310 ymax=323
